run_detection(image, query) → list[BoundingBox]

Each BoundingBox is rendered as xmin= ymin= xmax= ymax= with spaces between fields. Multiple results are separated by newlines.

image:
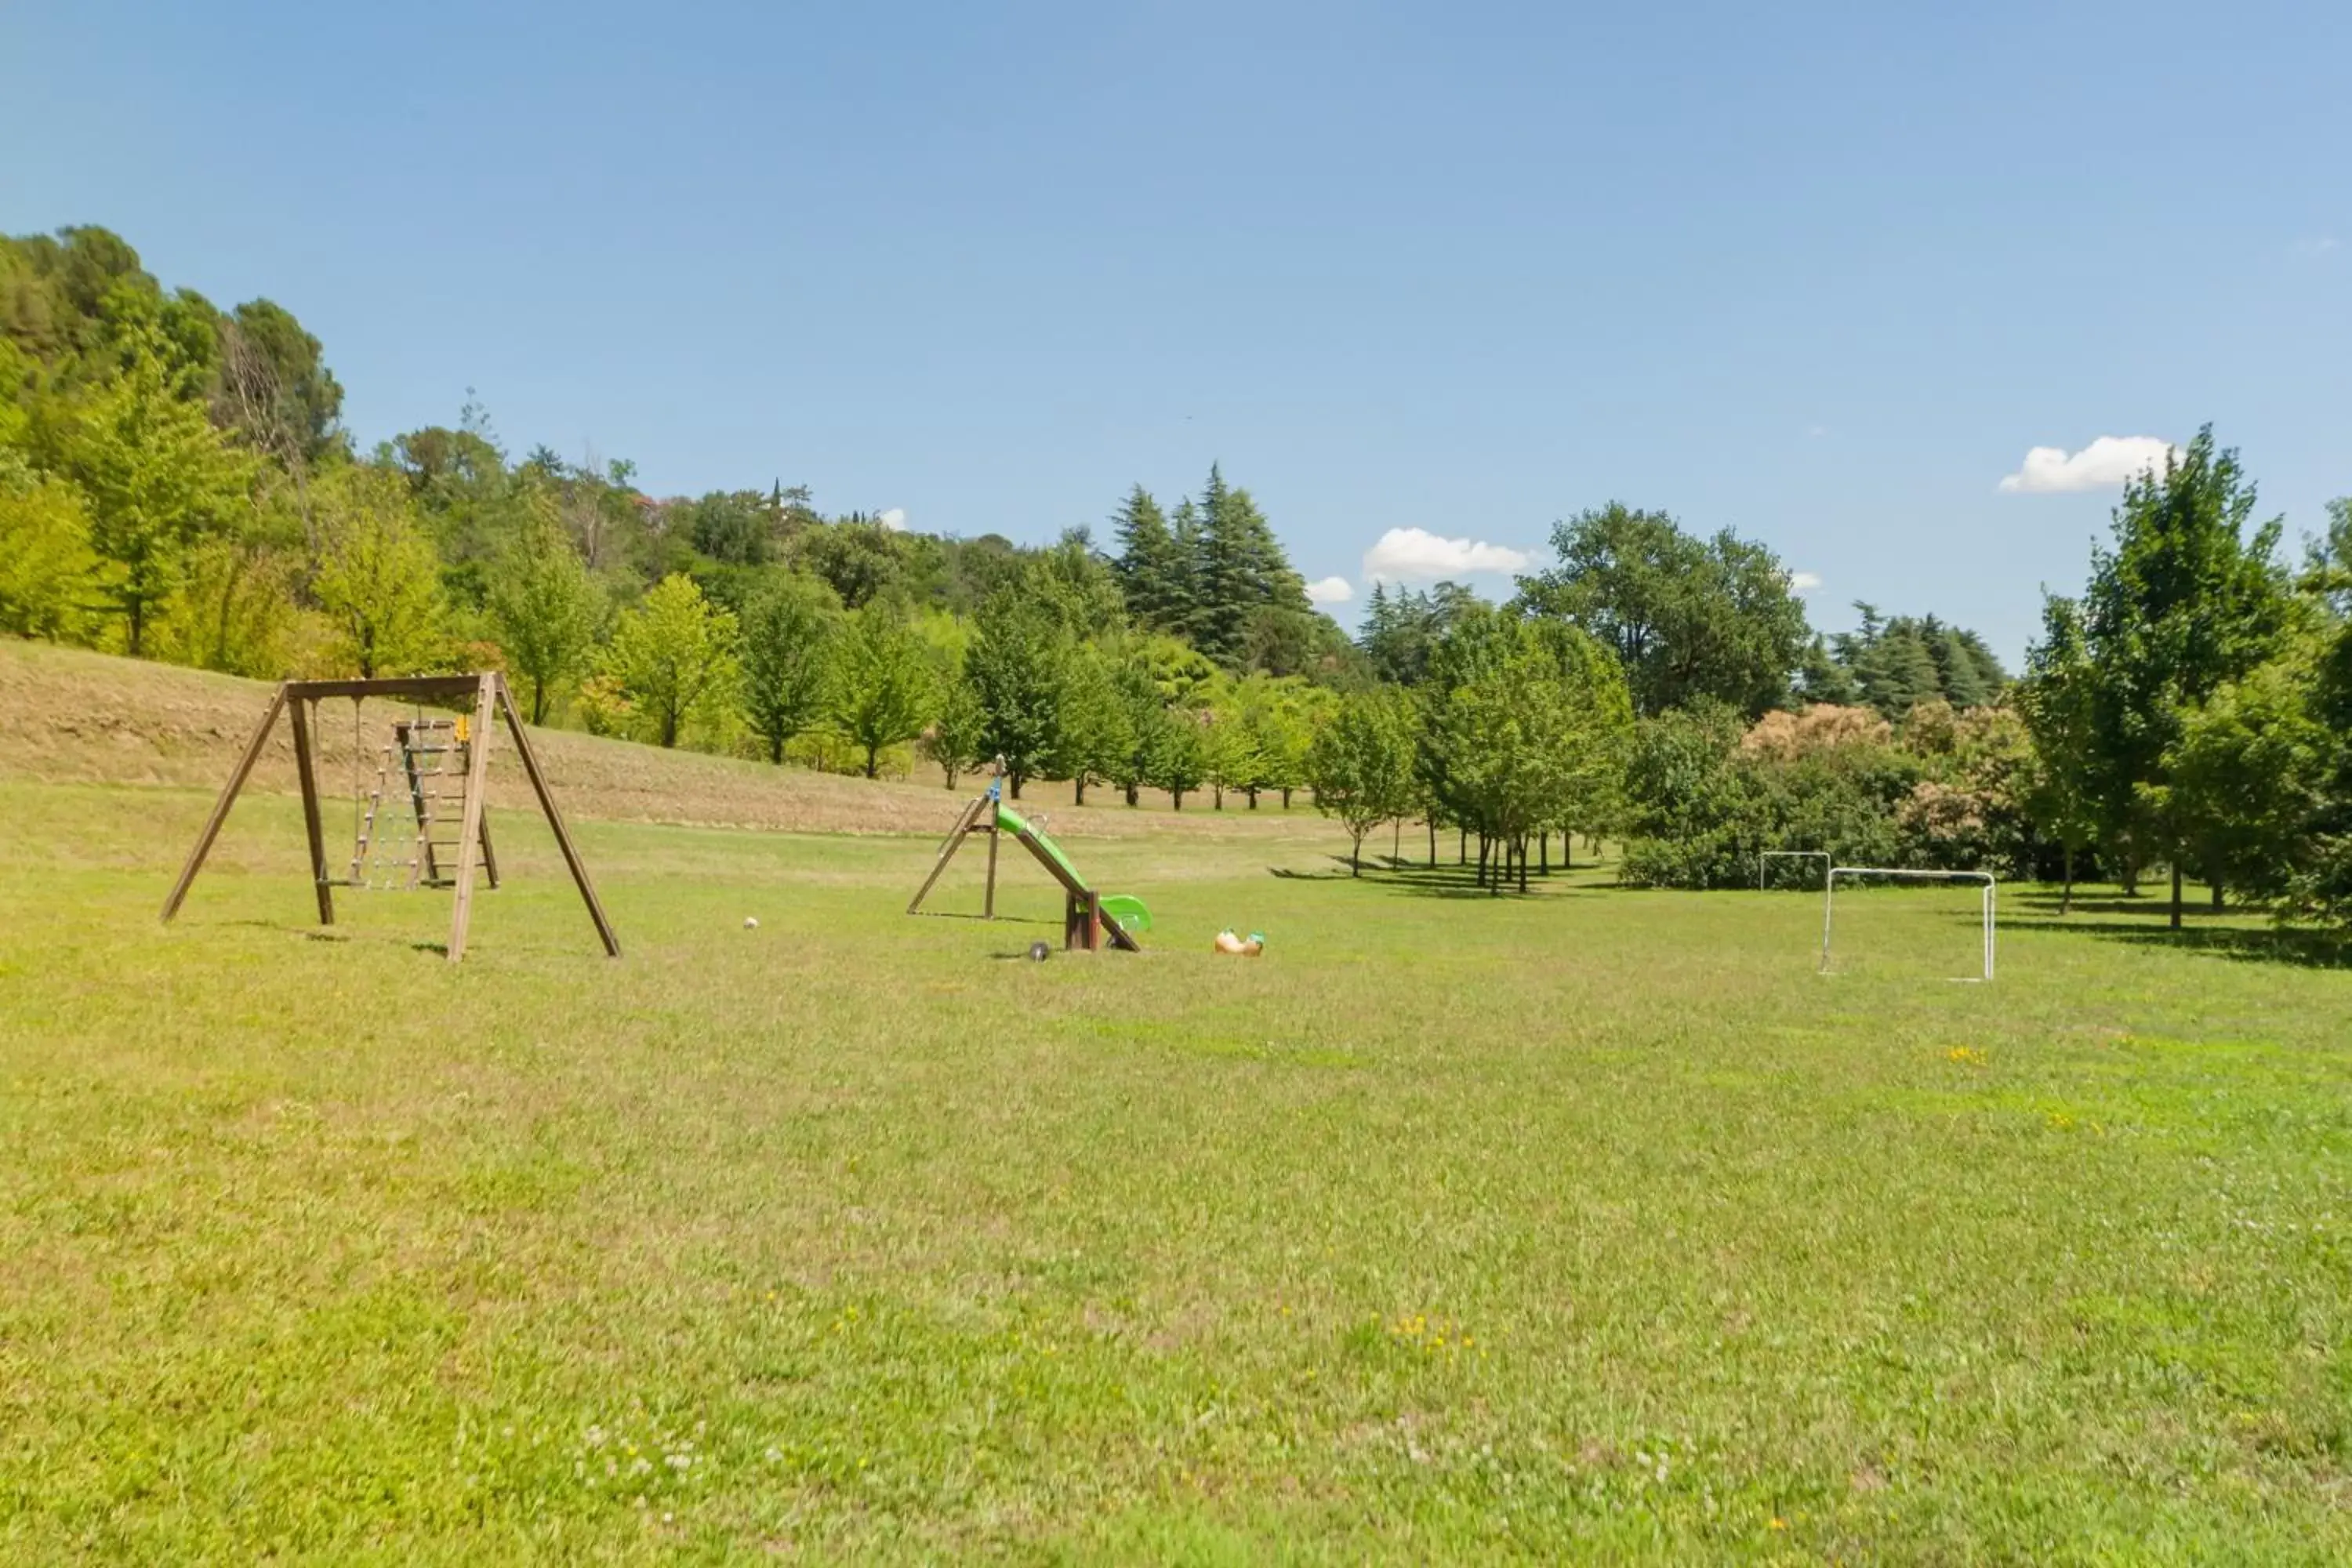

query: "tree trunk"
xmin=1518 ymin=837 xmax=1530 ymax=895
xmin=1212 ymin=783 xmax=1224 ymax=809
xmin=1010 ymin=775 xmax=1024 ymax=800
xmin=1563 ymin=833 xmax=1573 ymax=871
xmin=1281 ymin=787 xmax=1294 ymax=808
xmin=1351 ymin=831 xmax=1363 ymax=877
xmin=2061 ymin=842 xmax=2074 ymax=916
xmin=1458 ymin=829 xmax=1467 ymax=866
xmin=534 ymin=681 xmax=551 ymax=727
xmin=942 ymin=762 xmax=957 ymax=788
xmin=1539 ymin=833 xmax=1548 ymax=876
xmin=1428 ymin=819 xmax=1436 ymax=866
xmin=1247 ymin=787 xmax=1259 ymax=808
xmin=863 ymin=745 xmax=879 ymax=779
xmin=1126 ymin=782 xmax=1139 ymax=807
xmin=1074 ymin=777 xmax=1087 ymax=805
xmin=1171 ymin=789 xmax=1184 ymax=811
xmin=2170 ymin=861 xmax=2183 ymax=931
xmin=1392 ymin=818 xmax=1401 ymax=861
xmin=2210 ymin=874 xmax=2223 ymax=909
xmin=1476 ymin=835 xmax=1489 ymax=887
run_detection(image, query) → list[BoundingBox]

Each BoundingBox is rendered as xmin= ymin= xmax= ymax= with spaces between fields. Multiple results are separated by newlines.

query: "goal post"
xmin=1758 ymin=850 xmax=1831 ymax=891
xmin=1819 ymin=867 xmax=1996 ymax=982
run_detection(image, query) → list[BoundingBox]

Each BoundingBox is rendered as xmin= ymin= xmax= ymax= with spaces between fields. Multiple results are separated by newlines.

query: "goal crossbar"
xmin=1759 ymin=850 xmax=1831 ymax=890
xmin=1819 ymin=867 xmax=1996 ymax=982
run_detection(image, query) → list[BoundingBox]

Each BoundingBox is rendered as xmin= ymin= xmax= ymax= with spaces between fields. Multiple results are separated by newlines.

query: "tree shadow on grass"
xmin=1268 ymin=855 xmax=1599 ymax=900
xmin=2011 ymin=891 xmax=2238 ymax=920
xmin=2009 ymin=916 xmax=2352 ymax=970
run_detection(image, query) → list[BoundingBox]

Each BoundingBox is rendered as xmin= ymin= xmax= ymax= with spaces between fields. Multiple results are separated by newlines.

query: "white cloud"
xmin=1998 ymin=436 xmax=2175 ymax=495
xmin=877 ymin=506 xmax=908 ymax=531
xmin=1305 ymin=575 xmax=1353 ymax=605
xmin=1789 ymin=571 xmax=1822 ymax=593
xmin=1362 ymin=527 xmax=1530 ymax=584
xmin=2292 ymin=236 xmax=2340 ymax=259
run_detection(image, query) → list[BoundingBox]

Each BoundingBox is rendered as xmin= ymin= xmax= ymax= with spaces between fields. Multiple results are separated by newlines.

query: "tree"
xmin=1305 ymin=688 xmax=1416 ymax=873
xmin=1515 ymin=503 xmax=1809 ymax=717
xmin=825 ymin=603 xmax=935 ymax=777
xmin=38 ymin=330 xmax=254 ymax=655
xmin=487 ymin=495 xmax=604 ymax=723
xmin=0 ymin=452 xmax=100 ymax=641
xmin=2018 ymin=595 xmax=2103 ymax=912
xmin=1183 ymin=465 xmax=1310 ymax=667
xmin=213 ymin=299 xmax=345 ymax=467
xmin=2163 ymin=642 xmax=2332 ymax=906
xmin=1146 ymin=706 xmax=1208 ymax=811
xmin=737 ymin=572 xmax=840 ymax=762
xmin=1049 ymin=640 xmax=1133 ymax=804
xmin=2077 ymin=427 xmax=2292 ymax=927
xmin=1107 ymin=650 xmax=1169 ymax=806
xmin=601 ymin=572 xmax=740 ymax=749
xmin=685 ymin=489 xmax=778 ymax=568
xmin=923 ymin=664 xmax=988 ymax=789
xmin=1111 ymin=485 xmax=1187 ymax=633
xmin=793 ymin=518 xmax=915 ymax=608
xmin=312 ymin=466 xmax=448 ymax=678
xmin=966 ymin=590 xmax=1066 ymax=797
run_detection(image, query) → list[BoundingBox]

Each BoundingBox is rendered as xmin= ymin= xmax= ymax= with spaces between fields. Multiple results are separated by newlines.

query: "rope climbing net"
xmin=345 ymin=706 xmax=475 ymax=891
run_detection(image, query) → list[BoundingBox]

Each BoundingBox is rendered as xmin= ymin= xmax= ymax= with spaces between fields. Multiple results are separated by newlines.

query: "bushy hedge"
xmin=1619 ymin=702 xmax=2034 ymax=888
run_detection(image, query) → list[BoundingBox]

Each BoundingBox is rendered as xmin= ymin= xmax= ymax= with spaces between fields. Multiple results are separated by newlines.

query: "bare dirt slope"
xmin=0 ymin=640 xmax=1304 ymax=840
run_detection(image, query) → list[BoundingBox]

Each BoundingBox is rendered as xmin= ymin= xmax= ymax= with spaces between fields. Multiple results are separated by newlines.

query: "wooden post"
xmin=287 ymin=695 xmax=335 ymax=926
xmin=444 ymin=676 xmax=498 ymax=963
xmin=162 ymin=684 xmax=288 ymax=924
xmin=477 ymin=804 xmax=500 ymax=889
xmin=493 ymin=676 xmax=621 ymax=958
xmin=907 ymin=793 xmax=986 ymax=914
xmin=984 ymin=818 xmax=1000 ymax=920
xmin=398 ymin=721 xmax=438 ymax=889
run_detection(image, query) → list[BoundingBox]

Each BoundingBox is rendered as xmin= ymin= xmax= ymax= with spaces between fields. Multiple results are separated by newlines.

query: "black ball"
xmin=1028 ymin=941 xmax=1051 ymax=962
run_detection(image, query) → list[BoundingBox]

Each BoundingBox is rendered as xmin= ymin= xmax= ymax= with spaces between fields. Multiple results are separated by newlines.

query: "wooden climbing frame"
xmin=161 ymin=672 xmax=620 ymax=963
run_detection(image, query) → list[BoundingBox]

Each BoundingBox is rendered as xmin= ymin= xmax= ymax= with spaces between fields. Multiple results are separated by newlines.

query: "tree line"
xmin=15 ymin=225 xmax=2344 ymax=938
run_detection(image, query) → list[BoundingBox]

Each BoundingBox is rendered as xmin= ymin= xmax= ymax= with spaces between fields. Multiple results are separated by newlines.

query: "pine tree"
xmin=1110 ymin=485 xmax=1178 ymax=632
xmin=1187 ymin=464 xmax=1250 ymax=663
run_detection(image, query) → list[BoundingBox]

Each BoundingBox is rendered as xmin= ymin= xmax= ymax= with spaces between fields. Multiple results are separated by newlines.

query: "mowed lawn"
xmin=2 ymin=779 xmax=2348 ymax=1564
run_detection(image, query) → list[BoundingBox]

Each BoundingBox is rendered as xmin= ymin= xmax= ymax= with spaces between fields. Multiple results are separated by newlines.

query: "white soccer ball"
xmin=743 ymin=916 xmax=760 ymax=930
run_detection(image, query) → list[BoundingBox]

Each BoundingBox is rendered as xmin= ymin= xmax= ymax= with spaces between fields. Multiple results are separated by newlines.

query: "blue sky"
xmin=6 ymin=0 xmax=2347 ymax=660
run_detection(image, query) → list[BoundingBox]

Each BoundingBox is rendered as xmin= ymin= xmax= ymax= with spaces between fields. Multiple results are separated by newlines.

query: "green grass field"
xmin=4 ymin=775 xmax=2350 ymax=1563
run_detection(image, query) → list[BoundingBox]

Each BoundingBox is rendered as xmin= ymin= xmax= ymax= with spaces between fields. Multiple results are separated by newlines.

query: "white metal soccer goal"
xmin=1758 ymin=850 xmax=1831 ymax=891
xmin=1818 ymin=867 xmax=1996 ymax=982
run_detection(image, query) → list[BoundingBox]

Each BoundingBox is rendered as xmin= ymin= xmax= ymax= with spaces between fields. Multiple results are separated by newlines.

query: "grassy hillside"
xmin=0 ymin=639 xmax=1298 ymax=841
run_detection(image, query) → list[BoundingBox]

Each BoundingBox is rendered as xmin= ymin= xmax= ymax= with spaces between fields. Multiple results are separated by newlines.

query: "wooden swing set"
xmin=161 ymin=672 xmax=619 ymax=963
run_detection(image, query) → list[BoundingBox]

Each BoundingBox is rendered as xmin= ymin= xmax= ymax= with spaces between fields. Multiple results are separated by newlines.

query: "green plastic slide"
xmin=993 ymin=804 xmax=1084 ymax=887
xmin=995 ymin=805 xmax=1150 ymax=934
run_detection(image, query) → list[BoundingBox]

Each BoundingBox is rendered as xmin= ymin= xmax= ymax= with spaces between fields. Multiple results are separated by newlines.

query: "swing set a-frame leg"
xmin=162 ymin=684 xmax=287 ymax=924
xmin=492 ymin=675 xmax=619 ymax=957
xmin=907 ymin=793 xmax=989 ymax=914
